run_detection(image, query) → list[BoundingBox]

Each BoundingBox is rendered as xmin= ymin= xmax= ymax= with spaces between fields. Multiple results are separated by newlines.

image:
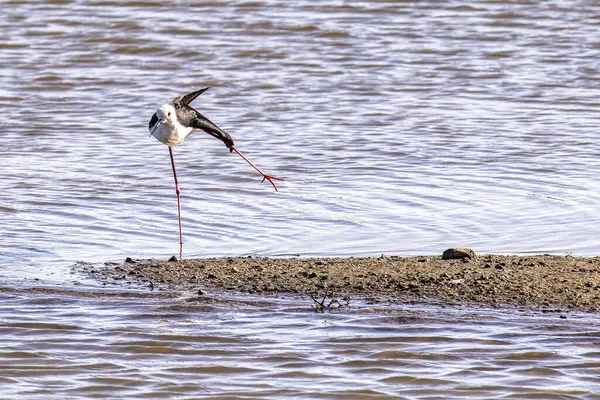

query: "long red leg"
xmin=169 ymin=146 xmax=183 ymax=260
xmin=230 ymin=145 xmax=284 ymax=191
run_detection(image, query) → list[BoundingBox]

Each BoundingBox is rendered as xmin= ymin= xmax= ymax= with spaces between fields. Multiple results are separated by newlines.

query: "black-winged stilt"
xmin=148 ymin=87 xmax=282 ymax=260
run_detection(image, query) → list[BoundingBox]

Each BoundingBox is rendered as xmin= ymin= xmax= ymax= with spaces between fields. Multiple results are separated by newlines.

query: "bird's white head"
xmin=149 ymin=103 xmax=177 ymax=135
xmin=156 ymin=104 xmax=176 ymax=123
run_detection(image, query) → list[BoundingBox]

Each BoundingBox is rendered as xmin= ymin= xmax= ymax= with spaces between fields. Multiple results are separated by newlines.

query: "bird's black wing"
xmin=175 ymin=104 xmax=234 ymax=150
xmin=171 ymin=87 xmax=211 ymax=107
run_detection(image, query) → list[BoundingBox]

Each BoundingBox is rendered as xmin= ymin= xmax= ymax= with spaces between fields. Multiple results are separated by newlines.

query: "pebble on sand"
xmin=442 ymin=248 xmax=477 ymax=260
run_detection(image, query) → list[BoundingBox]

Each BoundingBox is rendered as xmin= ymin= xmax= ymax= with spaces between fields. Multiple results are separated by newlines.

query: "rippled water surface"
xmin=1 ymin=0 xmax=600 ymax=398
xmin=2 ymin=0 xmax=600 ymax=266
xmin=2 ymin=287 xmax=600 ymax=399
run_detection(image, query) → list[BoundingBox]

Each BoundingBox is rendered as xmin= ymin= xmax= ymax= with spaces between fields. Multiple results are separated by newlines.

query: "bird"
xmin=148 ymin=87 xmax=282 ymax=260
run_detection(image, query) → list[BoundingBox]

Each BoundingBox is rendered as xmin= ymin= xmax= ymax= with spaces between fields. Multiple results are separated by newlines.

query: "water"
xmin=1 ymin=0 xmax=600 ymax=398
xmin=2 ymin=0 xmax=600 ymax=266
xmin=2 ymin=286 xmax=600 ymax=399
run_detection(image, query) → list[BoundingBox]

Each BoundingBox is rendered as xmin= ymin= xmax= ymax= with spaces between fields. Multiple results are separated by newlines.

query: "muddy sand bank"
xmin=82 ymin=254 xmax=600 ymax=312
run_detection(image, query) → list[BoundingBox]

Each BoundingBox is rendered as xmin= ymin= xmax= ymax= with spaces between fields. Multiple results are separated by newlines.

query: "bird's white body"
xmin=150 ymin=104 xmax=195 ymax=146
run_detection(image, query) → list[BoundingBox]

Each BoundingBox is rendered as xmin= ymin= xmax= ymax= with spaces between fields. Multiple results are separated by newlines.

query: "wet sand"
xmin=83 ymin=254 xmax=600 ymax=312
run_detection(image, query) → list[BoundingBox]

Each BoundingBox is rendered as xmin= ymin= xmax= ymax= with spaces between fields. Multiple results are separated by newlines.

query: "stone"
xmin=442 ymin=248 xmax=476 ymax=260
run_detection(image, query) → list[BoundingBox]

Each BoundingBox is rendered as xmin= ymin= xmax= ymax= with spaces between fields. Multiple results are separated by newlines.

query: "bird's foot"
xmin=231 ymin=146 xmax=284 ymax=192
xmin=260 ymin=174 xmax=284 ymax=191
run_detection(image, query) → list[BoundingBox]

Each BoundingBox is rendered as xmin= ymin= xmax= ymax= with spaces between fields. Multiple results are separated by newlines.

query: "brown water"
xmin=1 ymin=0 xmax=600 ymax=398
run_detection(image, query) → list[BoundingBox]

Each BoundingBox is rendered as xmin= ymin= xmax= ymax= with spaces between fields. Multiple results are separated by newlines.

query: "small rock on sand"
xmin=442 ymin=248 xmax=476 ymax=260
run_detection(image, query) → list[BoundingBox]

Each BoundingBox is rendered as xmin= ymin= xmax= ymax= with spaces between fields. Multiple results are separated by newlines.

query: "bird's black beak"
xmin=149 ymin=113 xmax=162 ymax=136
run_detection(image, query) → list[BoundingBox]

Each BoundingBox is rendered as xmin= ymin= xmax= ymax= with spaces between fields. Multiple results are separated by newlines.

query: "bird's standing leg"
xmin=168 ymin=146 xmax=183 ymax=260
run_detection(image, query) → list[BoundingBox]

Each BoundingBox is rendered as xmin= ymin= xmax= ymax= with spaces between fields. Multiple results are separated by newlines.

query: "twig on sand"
xmin=308 ymin=292 xmax=350 ymax=312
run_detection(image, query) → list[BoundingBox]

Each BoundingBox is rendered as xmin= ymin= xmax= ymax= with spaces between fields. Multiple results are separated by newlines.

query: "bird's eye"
xmin=167 ymin=112 xmax=171 ymax=117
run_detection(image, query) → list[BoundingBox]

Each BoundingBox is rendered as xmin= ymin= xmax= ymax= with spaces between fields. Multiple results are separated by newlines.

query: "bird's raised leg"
xmin=230 ymin=145 xmax=284 ymax=191
xmin=168 ymin=146 xmax=183 ymax=260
